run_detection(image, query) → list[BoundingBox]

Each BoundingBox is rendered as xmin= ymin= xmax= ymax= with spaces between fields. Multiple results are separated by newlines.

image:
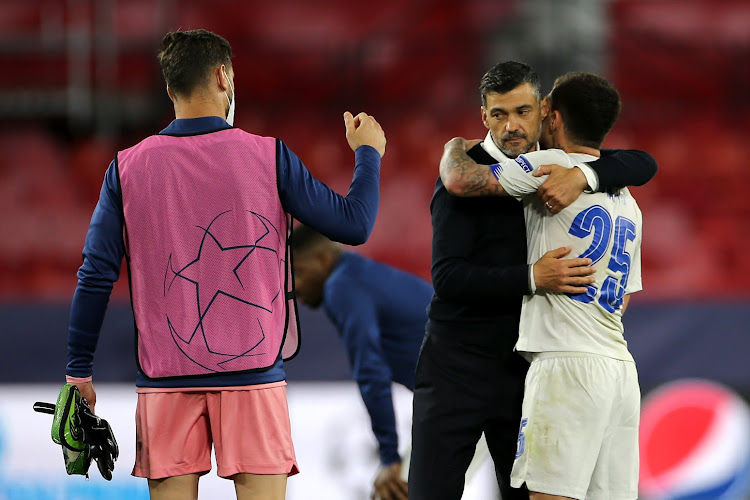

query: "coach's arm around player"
xmin=437 ymin=135 xmax=659 ymax=295
xmin=440 ymin=137 xmax=657 ymax=213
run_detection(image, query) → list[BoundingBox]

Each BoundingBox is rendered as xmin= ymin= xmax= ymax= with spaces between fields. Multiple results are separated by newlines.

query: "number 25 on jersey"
xmin=567 ymin=205 xmax=636 ymax=313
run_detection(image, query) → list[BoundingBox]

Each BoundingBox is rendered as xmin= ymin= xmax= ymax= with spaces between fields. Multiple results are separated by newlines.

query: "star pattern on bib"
xmin=163 ymin=210 xmax=284 ymax=372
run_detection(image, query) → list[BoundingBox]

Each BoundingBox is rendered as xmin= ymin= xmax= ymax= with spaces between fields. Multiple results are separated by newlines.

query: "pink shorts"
xmin=132 ymin=383 xmax=299 ymax=479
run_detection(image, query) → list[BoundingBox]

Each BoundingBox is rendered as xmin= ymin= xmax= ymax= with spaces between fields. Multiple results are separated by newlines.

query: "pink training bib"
xmin=117 ymin=128 xmax=299 ymax=379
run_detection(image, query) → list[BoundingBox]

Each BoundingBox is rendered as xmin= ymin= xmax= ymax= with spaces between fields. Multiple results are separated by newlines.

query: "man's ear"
xmin=480 ymin=106 xmax=490 ymax=130
xmin=550 ymin=109 xmax=562 ymax=132
xmin=166 ymin=85 xmax=175 ymax=102
xmin=217 ymin=64 xmax=230 ymax=92
xmin=541 ymin=97 xmax=550 ymax=120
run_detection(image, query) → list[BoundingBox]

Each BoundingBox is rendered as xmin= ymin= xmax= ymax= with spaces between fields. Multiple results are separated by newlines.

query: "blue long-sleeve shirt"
xmin=67 ymin=116 xmax=381 ymax=388
xmin=322 ymin=252 xmax=432 ymax=465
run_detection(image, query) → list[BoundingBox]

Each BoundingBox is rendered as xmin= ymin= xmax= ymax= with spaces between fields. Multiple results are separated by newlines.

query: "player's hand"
xmin=534 ymin=164 xmax=588 ymax=213
xmin=344 ymin=111 xmax=386 ymax=157
xmin=372 ymin=461 xmax=408 ymax=500
xmin=533 ymin=246 xmax=596 ymax=294
xmin=73 ymin=381 xmax=97 ymax=414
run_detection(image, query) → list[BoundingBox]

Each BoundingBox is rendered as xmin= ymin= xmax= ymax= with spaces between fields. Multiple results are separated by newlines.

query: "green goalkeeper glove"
xmin=33 ymin=383 xmax=119 ymax=480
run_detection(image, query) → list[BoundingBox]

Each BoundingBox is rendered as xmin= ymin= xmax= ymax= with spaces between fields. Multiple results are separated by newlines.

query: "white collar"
xmin=480 ymin=130 xmax=540 ymax=162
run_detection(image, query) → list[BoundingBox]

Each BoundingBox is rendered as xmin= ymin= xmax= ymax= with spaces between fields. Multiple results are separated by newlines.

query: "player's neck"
xmin=567 ymin=145 xmax=601 ymax=158
xmin=556 ymin=137 xmax=600 ymax=157
xmin=173 ymin=94 xmax=227 ymax=121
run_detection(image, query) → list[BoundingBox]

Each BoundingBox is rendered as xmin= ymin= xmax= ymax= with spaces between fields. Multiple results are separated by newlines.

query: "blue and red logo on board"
xmin=639 ymin=379 xmax=750 ymax=500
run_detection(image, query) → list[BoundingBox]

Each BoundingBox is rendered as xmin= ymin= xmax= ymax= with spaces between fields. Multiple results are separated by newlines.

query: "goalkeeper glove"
xmin=33 ymin=383 xmax=119 ymax=480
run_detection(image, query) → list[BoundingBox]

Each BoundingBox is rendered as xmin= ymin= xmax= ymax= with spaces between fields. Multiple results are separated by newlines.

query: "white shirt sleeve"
xmin=528 ymin=264 xmax=537 ymax=294
xmin=490 ymin=149 xmax=575 ymax=200
xmin=575 ymin=162 xmax=599 ymax=193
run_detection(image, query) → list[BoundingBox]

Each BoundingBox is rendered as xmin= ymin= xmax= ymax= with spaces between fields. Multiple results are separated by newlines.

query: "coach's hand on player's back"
xmin=344 ymin=111 xmax=386 ymax=157
xmin=534 ymin=246 xmax=596 ymax=294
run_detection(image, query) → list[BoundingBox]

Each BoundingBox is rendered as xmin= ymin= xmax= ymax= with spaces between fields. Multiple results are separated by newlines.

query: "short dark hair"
xmin=157 ymin=29 xmax=233 ymax=97
xmin=292 ymin=225 xmax=330 ymax=254
xmin=479 ymin=61 xmax=541 ymax=107
xmin=549 ymin=72 xmax=622 ymax=149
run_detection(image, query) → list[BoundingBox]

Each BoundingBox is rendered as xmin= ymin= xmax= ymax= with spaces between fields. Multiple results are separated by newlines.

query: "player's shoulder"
xmin=568 ymin=152 xmax=598 ymax=164
xmin=594 ymin=188 xmax=643 ymax=220
xmin=614 ymin=187 xmax=640 ymax=206
xmin=117 ymin=134 xmax=167 ymax=165
xmin=120 ymin=133 xmax=160 ymax=152
xmin=525 ymin=148 xmax=574 ymax=161
xmin=512 ymin=149 xmax=576 ymax=172
xmin=621 ymin=188 xmax=643 ymax=219
xmin=228 ymin=128 xmax=277 ymax=145
xmin=327 ymin=253 xmax=369 ymax=287
xmin=324 ymin=259 xmax=376 ymax=312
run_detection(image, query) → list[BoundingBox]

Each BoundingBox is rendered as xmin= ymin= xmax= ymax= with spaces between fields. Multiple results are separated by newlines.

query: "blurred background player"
xmin=408 ymin=61 xmax=656 ymax=500
xmin=440 ymin=71 xmax=643 ymax=500
xmin=65 ymin=29 xmax=385 ymax=500
xmin=292 ymin=225 xmax=428 ymax=500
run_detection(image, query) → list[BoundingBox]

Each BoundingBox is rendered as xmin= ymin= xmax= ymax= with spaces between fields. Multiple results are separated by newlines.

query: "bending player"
xmin=292 ymin=225 xmax=425 ymax=500
xmin=441 ymin=72 xmax=643 ymax=500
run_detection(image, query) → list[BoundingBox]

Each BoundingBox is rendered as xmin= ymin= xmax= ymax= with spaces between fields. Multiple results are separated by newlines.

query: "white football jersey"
xmin=490 ymin=148 xmax=643 ymax=361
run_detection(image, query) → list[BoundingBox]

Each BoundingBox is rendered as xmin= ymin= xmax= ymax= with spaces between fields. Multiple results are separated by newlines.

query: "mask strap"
xmin=223 ymin=70 xmax=233 ymax=105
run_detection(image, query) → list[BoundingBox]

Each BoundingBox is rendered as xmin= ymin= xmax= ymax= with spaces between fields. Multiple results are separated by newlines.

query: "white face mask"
xmin=223 ymin=70 xmax=235 ymax=126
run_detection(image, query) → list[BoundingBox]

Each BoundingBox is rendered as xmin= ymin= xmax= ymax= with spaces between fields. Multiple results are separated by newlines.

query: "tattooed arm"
xmin=439 ymin=137 xmax=506 ymax=197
